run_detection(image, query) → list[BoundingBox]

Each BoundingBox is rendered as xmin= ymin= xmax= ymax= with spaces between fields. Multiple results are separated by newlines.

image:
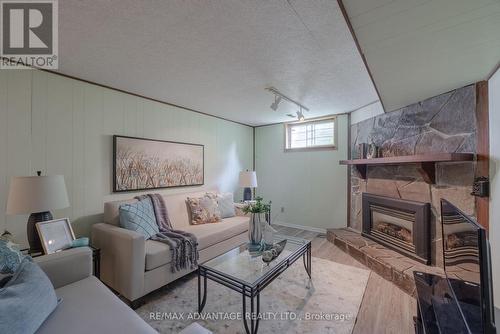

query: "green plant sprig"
xmin=242 ymin=197 xmax=271 ymax=214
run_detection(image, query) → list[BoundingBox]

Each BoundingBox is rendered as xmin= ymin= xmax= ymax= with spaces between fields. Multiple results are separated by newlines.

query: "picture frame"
xmin=36 ymin=218 xmax=76 ymax=255
xmin=113 ymin=135 xmax=205 ymax=192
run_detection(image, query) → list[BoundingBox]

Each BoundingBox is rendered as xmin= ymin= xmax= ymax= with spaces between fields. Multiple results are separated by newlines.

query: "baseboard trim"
xmin=272 ymin=221 xmax=326 ymax=234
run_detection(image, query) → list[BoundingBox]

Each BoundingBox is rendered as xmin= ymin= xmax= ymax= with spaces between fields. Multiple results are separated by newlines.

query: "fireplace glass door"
xmin=362 ymin=193 xmax=430 ymax=264
xmin=370 ymin=204 xmax=416 ymax=253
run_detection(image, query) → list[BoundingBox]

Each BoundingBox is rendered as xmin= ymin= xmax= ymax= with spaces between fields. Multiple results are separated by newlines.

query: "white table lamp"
xmin=6 ymin=173 xmax=69 ymax=252
xmin=239 ymin=170 xmax=257 ymax=201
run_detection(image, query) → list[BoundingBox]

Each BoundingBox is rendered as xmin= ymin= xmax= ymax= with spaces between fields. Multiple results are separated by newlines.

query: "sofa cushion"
xmin=36 ymin=276 xmax=157 ymax=334
xmin=119 ymin=198 xmax=159 ymax=239
xmin=145 ymin=240 xmax=172 ymax=271
xmin=1 ymin=258 xmax=58 ymax=334
xmin=144 ymin=216 xmax=249 ymax=271
xmin=183 ymin=216 xmax=249 ymax=250
xmin=103 ymin=190 xmax=214 ymax=228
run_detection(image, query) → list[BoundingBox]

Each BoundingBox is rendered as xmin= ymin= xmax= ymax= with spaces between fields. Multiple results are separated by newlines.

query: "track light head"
xmin=266 ymin=87 xmax=309 ymax=119
xmin=270 ymin=96 xmax=282 ymax=111
xmin=297 ymin=109 xmax=305 ymax=122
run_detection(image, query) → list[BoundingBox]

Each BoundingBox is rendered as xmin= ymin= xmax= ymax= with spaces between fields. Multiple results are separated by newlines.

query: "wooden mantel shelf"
xmin=339 ymin=153 xmax=475 ymax=183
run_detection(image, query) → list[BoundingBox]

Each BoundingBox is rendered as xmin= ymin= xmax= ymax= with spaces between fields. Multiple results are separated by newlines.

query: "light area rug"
xmin=136 ymin=257 xmax=370 ymax=334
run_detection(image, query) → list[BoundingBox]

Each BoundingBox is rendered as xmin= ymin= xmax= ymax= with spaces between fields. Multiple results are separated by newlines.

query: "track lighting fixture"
xmin=270 ymin=96 xmax=282 ymax=111
xmin=266 ymin=87 xmax=309 ymax=120
xmin=297 ymin=109 xmax=305 ymax=122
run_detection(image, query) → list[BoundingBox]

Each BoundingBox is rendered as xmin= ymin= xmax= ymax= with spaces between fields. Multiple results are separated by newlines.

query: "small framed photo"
xmin=36 ymin=218 xmax=75 ymax=255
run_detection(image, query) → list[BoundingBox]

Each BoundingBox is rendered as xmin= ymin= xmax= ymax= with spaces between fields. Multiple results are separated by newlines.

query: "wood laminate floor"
xmin=274 ymin=225 xmax=416 ymax=334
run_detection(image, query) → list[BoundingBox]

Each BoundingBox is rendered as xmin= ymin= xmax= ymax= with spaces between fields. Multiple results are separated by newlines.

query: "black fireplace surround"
xmin=362 ymin=193 xmax=431 ymax=264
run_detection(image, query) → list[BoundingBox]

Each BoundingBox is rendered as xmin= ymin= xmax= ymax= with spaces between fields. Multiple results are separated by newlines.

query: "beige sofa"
xmin=91 ymin=190 xmax=249 ymax=306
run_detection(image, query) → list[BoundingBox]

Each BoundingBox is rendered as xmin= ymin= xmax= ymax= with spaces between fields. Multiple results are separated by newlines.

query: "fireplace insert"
xmin=362 ymin=193 xmax=431 ymax=264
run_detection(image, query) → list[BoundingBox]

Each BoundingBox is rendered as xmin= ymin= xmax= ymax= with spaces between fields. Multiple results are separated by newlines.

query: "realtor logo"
xmin=1 ymin=0 xmax=58 ymax=69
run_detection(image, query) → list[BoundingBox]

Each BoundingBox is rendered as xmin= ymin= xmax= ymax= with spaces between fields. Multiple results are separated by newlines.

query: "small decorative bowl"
xmin=261 ymin=240 xmax=287 ymax=264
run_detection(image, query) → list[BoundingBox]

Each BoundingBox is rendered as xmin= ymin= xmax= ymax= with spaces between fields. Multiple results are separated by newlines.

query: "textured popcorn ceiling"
xmin=342 ymin=0 xmax=500 ymax=112
xmin=56 ymin=0 xmax=379 ymax=126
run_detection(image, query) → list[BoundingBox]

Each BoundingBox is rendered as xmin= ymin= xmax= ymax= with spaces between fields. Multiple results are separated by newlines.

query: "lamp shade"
xmin=6 ymin=175 xmax=70 ymax=214
xmin=239 ymin=171 xmax=257 ymax=188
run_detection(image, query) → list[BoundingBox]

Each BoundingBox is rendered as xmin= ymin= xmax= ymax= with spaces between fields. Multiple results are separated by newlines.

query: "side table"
xmin=21 ymin=246 xmax=101 ymax=279
xmin=90 ymin=246 xmax=101 ymax=279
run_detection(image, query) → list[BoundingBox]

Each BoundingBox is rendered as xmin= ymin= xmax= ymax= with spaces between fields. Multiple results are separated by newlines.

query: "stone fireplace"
xmin=349 ymin=85 xmax=477 ymax=267
xmin=362 ymin=193 xmax=430 ymax=264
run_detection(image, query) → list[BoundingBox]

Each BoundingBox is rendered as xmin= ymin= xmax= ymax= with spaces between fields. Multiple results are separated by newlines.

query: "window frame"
xmin=284 ymin=115 xmax=338 ymax=152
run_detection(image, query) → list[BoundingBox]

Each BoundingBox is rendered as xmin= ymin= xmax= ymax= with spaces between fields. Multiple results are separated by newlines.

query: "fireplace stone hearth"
xmin=326 ymin=228 xmax=444 ymax=296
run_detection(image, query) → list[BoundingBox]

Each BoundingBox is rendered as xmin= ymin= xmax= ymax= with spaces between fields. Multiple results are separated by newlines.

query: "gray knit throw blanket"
xmin=135 ymin=194 xmax=199 ymax=273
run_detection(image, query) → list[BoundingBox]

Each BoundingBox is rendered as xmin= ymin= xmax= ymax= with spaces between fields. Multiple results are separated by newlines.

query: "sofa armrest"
xmin=34 ymin=247 xmax=92 ymax=289
xmin=91 ymin=223 xmax=146 ymax=302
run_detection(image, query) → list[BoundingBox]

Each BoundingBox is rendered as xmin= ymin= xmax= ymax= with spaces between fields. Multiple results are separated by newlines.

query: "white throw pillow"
xmin=217 ymin=193 xmax=236 ymax=219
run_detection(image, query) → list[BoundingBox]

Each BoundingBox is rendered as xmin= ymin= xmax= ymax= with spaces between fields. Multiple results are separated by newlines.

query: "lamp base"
xmin=243 ymin=187 xmax=252 ymax=201
xmin=27 ymin=211 xmax=53 ymax=254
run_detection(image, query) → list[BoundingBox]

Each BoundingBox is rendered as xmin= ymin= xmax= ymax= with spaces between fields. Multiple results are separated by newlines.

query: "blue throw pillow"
xmin=0 ymin=258 xmax=59 ymax=334
xmin=217 ymin=193 xmax=236 ymax=218
xmin=0 ymin=239 xmax=25 ymax=274
xmin=0 ymin=274 xmax=12 ymax=288
xmin=119 ymin=197 xmax=159 ymax=239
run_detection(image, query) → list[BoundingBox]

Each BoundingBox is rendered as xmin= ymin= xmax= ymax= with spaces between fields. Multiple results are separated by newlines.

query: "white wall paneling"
xmin=0 ymin=69 xmax=253 ymax=246
xmin=254 ymin=115 xmax=349 ymax=230
xmin=2 ymin=71 xmax=32 ymax=245
xmin=0 ymin=71 xmax=8 ymax=242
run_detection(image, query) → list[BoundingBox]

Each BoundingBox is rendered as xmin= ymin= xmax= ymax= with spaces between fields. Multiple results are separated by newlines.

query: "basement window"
xmin=285 ymin=116 xmax=337 ymax=151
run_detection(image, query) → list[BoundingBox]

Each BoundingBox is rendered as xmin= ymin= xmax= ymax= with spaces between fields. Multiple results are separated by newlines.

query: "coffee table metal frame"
xmin=197 ymin=238 xmax=312 ymax=334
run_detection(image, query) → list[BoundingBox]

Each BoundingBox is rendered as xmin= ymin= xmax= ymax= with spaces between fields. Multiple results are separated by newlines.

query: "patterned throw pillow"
xmin=119 ymin=198 xmax=159 ymax=239
xmin=0 ymin=239 xmax=25 ymax=274
xmin=187 ymin=195 xmax=222 ymax=225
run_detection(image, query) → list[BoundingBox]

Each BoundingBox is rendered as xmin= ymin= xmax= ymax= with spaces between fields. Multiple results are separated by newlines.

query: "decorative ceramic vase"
xmin=367 ymin=143 xmax=379 ymax=159
xmin=248 ymin=212 xmax=265 ymax=245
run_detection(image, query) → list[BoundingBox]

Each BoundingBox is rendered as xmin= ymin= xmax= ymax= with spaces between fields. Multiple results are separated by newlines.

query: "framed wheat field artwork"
xmin=113 ymin=135 xmax=204 ymax=192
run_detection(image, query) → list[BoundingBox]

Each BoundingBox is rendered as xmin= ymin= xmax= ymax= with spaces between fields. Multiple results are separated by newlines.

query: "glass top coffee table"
xmin=197 ymin=235 xmax=312 ymax=334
